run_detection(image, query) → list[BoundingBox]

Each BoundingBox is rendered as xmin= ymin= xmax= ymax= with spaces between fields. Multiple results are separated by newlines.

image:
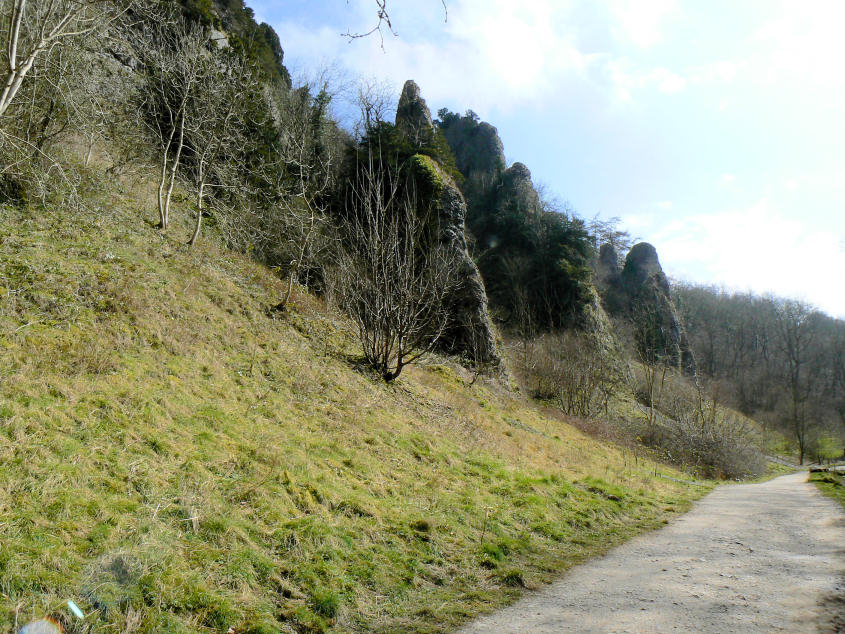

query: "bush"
xmin=334 ymin=153 xmax=460 ymax=382
xmin=517 ymin=331 xmax=623 ymax=418
xmin=635 ymin=372 xmax=766 ymax=479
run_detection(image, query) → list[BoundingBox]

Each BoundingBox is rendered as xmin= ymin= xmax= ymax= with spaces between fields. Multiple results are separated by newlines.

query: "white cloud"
xmin=751 ymin=2 xmax=845 ymax=89
xmin=274 ymin=0 xmax=597 ymax=116
xmin=721 ymin=173 xmax=736 ymax=184
xmin=271 ymin=0 xmax=694 ymax=118
xmin=650 ymin=67 xmax=686 ymax=93
xmin=620 ymin=212 xmax=656 ymax=231
xmin=606 ymin=0 xmax=678 ymax=48
xmin=603 ymin=61 xmax=687 ymax=102
xmin=691 ymin=61 xmax=739 ymax=84
xmin=642 ymin=199 xmax=845 ymax=318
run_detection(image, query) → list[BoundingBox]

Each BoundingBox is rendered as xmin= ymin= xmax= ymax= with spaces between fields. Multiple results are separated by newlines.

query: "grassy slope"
xmin=0 ymin=167 xmax=709 ymax=633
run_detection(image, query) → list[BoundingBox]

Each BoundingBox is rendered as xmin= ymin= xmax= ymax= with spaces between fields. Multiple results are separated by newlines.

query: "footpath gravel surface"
xmin=461 ymin=472 xmax=845 ymax=633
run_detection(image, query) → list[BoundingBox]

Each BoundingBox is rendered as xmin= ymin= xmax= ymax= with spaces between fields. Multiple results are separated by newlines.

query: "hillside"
xmin=4 ymin=2 xmax=837 ymax=631
xmin=0 ymin=167 xmax=707 ymax=632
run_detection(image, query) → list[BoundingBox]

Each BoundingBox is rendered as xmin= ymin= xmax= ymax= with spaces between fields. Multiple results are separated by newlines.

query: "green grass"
xmin=0 ymin=165 xmax=710 ymax=632
xmin=814 ymin=437 xmax=845 ymax=462
xmin=746 ymin=460 xmax=796 ymax=483
xmin=810 ymin=471 xmax=845 ymax=510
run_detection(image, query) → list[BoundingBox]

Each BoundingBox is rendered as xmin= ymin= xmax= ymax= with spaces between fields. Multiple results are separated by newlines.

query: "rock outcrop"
xmin=396 ymin=80 xmax=434 ymax=147
xmin=432 ymin=161 xmax=499 ymax=363
xmin=396 ymin=81 xmax=499 ymax=364
xmin=600 ymin=242 xmax=696 ymax=375
xmin=621 ymin=243 xmax=668 ymax=294
xmin=498 ymin=162 xmax=541 ymax=216
xmin=597 ymin=243 xmax=621 ymax=282
xmin=439 ymin=116 xmax=506 ymax=179
xmin=438 ymin=108 xmax=596 ymax=332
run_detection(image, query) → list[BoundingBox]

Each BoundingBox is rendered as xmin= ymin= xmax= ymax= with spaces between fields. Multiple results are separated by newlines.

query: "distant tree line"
xmin=674 ymin=284 xmax=845 ymax=464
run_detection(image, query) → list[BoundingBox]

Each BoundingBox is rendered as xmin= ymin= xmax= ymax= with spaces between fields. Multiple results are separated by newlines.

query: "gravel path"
xmin=461 ymin=472 xmax=845 ymax=633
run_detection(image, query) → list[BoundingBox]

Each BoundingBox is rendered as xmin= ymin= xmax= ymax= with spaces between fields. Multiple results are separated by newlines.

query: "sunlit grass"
xmin=0 ymin=167 xmax=709 ymax=632
xmin=810 ymin=471 xmax=845 ymax=510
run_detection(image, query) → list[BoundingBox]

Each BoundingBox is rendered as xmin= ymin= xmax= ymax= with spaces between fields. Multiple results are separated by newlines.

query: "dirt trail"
xmin=461 ymin=472 xmax=845 ymax=633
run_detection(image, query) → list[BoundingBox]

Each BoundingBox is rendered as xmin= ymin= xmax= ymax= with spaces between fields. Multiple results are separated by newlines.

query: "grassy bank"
xmin=0 ymin=168 xmax=709 ymax=632
xmin=810 ymin=471 xmax=845 ymax=510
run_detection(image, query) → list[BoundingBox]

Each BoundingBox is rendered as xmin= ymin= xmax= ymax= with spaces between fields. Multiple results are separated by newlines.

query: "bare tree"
xmin=335 ymin=156 xmax=460 ymax=382
xmin=354 ymin=76 xmax=395 ymax=136
xmin=266 ymin=79 xmax=343 ymax=308
xmin=343 ymin=0 xmax=447 ymax=49
xmin=521 ymin=331 xmax=614 ymax=418
xmin=0 ymin=1 xmax=135 ymax=205
xmin=587 ymin=214 xmax=634 ymax=260
xmin=631 ymin=299 xmax=670 ymax=430
xmin=183 ymin=51 xmax=258 ymax=246
xmin=0 ymin=0 xmax=128 ymax=119
xmin=773 ymin=299 xmax=818 ymax=464
xmin=135 ymin=16 xmax=210 ymax=230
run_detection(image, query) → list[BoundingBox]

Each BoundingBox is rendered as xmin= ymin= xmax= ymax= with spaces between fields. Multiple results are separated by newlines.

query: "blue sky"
xmin=249 ymin=0 xmax=845 ymax=318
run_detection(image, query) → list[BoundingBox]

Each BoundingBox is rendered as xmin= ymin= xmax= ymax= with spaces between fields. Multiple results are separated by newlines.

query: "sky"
xmin=248 ymin=0 xmax=845 ymax=318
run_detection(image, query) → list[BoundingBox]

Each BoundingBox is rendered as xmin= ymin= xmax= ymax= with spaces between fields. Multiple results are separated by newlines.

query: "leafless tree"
xmin=630 ymin=299 xmax=670 ymax=430
xmin=265 ymin=78 xmax=344 ymax=308
xmin=354 ymin=76 xmax=395 ymax=136
xmin=135 ymin=16 xmax=210 ymax=230
xmin=335 ymin=155 xmax=460 ymax=382
xmin=343 ymin=0 xmax=447 ymax=49
xmin=183 ymin=51 xmax=258 ymax=246
xmin=656 ymin=373 xmax=764 ymax=477
xmin=773 ymin=299 xmax=818 ymax=464
xmin=0 ymin=0 xmax=128 ymax=119
xmin=524 ymin=332 xmax=607 ymax=417
xmin=0 ymin=1 xmax=135 ymax=204
xmin=587 ymin=214 xmax=634 ymax=260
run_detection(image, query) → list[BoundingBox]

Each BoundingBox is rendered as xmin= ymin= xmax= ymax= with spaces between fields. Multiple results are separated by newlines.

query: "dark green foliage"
xmin=468 ymin=182 xmax=593 ymax=331
xmin=178 ymin=0 xmax=218 ymax=26
xmin=338 ymin=121 xmax=458 ymax=242
xmin=437 ymin=108 xmax=505 ymax=178
xmin=349 ymin=121 xmax=460 ymax=184
xmin=436 ymin=108 xmax=594 ymax=333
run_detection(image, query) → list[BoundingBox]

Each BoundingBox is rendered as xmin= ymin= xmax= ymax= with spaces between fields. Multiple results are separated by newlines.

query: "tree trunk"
xmin=157 ymin=122 xmax=179 ymax=229
xmin=188 ymin=178 xmax=205 ymax=246
xmin=163 ymin=109 xmax=187 ymax=229
xmin=188 ymin=159 xmax=206 ymax=247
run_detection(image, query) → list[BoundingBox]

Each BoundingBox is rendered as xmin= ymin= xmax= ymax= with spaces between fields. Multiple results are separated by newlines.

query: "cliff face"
xmin=600 ymin=242 xmax=696 ymax=375
xmin=498 ymin=162 xmax=541 ymax=216
xmin=439 ymin=114 xmax=506 ymax=179
xmin=174 ymin=0 xmax=291 ymax=86
xmin=395 ymin=81 xmax=499 ymax=364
